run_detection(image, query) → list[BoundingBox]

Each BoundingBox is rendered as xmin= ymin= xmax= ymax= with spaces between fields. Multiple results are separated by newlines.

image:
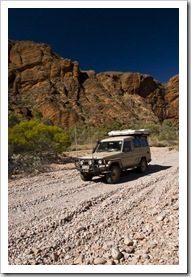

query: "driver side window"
xmin=123 ymin=140 xmax=131 ymax=152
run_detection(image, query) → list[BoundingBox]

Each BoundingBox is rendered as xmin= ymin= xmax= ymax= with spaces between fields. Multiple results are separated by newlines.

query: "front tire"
xmin=137 ymin=158 xmax=148 ymax=173
xmin=80 ymin=172 xmax=93 ymax=181
xmin=106 ymin=165 xmax=121 ymax=184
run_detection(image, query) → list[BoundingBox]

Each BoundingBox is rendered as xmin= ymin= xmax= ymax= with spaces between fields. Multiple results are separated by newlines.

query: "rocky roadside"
xmin=8 ymin=147 xmax=179 ymax=265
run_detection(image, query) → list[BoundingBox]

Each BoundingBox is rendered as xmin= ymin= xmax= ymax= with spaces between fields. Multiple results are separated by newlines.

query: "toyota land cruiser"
xmin=74 ymin=129 xmax=151 ymax=184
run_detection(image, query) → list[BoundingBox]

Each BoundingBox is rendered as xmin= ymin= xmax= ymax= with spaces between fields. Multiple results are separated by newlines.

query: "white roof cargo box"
xmin=108 ymin=129 xmax=151 ymax=137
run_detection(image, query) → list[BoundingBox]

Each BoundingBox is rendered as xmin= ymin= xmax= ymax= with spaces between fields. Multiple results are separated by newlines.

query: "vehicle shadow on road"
xmin=147 ymin=164 xmax=171 ymax=174
xmin=93 ymin=164 xmax=171 ymax=184
xmin=119 ymin=164 xmax=172 ymax=184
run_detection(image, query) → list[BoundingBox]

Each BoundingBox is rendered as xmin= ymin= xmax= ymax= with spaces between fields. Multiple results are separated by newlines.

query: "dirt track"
xmin=8 ymin=147 xmax=179 ymax=265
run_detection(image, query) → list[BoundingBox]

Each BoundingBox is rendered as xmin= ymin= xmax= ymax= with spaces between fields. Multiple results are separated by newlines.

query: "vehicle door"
xmin=131 ymin=138 xmax=145 ymax=165
xmin=121 ymin=139 xmax=134 ymax=168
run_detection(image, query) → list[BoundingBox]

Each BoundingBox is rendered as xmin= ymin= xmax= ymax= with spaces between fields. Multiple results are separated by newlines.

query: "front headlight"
xmin=80 ymin=160 xmax=84 ymax=165
xmin=88 ymin=160 xmax=93 ymax=165
xmin=98 ymin=159 xmax=103 ymax=165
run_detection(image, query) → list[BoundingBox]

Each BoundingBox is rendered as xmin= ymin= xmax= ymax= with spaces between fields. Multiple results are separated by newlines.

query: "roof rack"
xmin=108 ymin=129 xmax=151 ymax=137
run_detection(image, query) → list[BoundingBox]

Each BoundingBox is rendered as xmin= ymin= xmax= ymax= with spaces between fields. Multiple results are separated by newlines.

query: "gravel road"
xmin=8 ymin=147 xmax=179 ymax=265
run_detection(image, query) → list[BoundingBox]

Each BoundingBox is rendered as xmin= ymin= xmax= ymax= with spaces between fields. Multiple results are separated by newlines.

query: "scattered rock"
xmin=106 ymin=259 xmax=115 ymax=265
xmin=52 ymin=252 xmax=59 ymax=262
xmin=156 ymin=213 xmax=166 ymax=222
xmin=74 ymin=255 xmax=83 ymax=265
xmin=94 ymin=257 xmax=106 ymax=265
xmin=123 ymin=246 xmax=134 ymax=254
xmin=33 ymin=248 xmax=41 ymax=256
xmin=124 ymin=237 xmax=134 ymax=246
xmin=134 ymin=233 xmax=145 ymax=240
xmin=111 ymin=247 xmax=123 ymax=260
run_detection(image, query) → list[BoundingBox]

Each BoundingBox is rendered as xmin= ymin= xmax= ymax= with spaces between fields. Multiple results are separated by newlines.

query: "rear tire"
xmin=137 ymin=158 xmax=148 ymax=173
xmin=80 ymin=173 xmax=93 ymax=181
xmin=106 ymin=165 xmax=121 ymax=184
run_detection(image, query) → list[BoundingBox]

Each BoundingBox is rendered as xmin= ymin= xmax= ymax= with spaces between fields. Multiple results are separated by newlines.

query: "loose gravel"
xmin=8 ymin=147 xmax=179 ymax=265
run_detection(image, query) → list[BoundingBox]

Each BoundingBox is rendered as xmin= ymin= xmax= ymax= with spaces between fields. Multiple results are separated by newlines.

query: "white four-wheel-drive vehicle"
xmin=74 ymin=129 xmax=151 ymax=184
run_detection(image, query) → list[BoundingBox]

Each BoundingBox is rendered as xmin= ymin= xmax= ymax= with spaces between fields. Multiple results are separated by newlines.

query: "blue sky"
xmin=8 ymin=8 xmax=179 ymax=83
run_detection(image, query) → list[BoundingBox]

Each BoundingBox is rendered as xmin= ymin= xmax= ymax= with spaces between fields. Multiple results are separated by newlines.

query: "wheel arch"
xmin=139 ymin=156 xmax=147 ymax=164
xmin=109 ymin=160 xmax=123 ymax=170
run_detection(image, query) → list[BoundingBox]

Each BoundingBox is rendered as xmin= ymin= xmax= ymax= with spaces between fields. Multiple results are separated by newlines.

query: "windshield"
xmin=96 ymin=141 xmax=122 ymax=152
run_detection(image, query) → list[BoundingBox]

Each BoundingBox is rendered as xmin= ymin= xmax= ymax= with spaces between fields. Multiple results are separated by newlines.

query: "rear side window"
xmin=123 ymin=140 xmax=132 ymax=152
xmin=133 ymin=138 xmax=141 ymax=147
xmin=141 ymin=138 xmax=148 ymax=147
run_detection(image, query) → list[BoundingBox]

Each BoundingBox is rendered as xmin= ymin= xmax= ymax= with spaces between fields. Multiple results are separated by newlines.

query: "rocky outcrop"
xmin=163 ymin=75 xmax=179 ymax=120
xmin=8 ymin=40 xmax=179 ymax=128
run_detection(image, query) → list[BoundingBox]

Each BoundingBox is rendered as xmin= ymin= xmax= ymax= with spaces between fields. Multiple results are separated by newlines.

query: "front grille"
xmin=83 ymin=159 xmax=101 ymax=165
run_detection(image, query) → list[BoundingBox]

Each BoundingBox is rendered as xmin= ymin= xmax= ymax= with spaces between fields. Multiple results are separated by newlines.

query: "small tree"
xmin=8 ymin=120 xmax=71 ymax=156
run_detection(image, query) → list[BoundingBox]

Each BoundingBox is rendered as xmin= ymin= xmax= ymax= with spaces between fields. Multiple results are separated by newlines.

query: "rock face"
xmin=163 ymin=75 xmax=179 ymax=120
xmin=8 ymin=40 xmax=179 ymax=127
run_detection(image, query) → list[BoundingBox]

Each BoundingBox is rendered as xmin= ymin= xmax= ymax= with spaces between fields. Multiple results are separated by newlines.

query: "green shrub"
xmin=66 ymin=120 xmax=179 ymax=149
xmin=66 ymin=124 xmax=109 ymax=150
xmin=158 ymin=120 xmax=179 ymax=141
xmin=8 ymin=110 xmax=19 ymax=128
xmin=137 ymin=120 xmax=179 ymax=147
xmin=43 ymin=117 xmax=54 ymax=126
xmin=33 ymin=109 xmax=43 ymax=120
xmin=9 ymin=120 xmax=71 ymax=155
